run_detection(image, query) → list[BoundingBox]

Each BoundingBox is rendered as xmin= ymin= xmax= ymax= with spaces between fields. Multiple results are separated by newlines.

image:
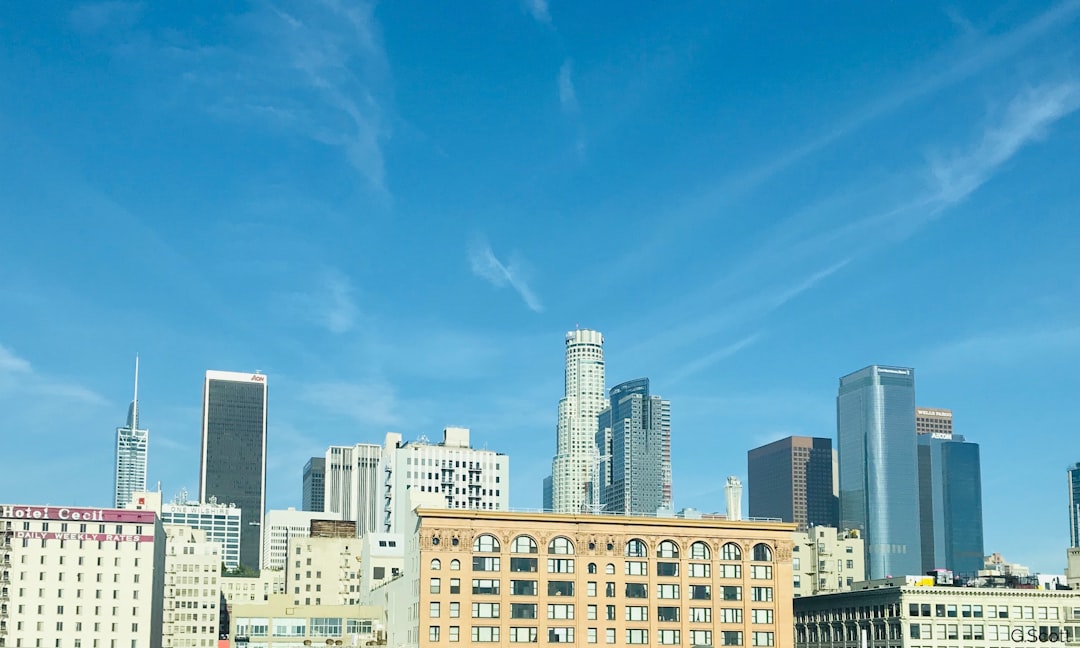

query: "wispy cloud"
xmin=928 ymin=82 xmax=1080 ymax=206
xmin=667 ymin=333 xmax=763 ymax=384
xmin=0 ymin=342 xmax=107 ymax=406
xmin=558 ymin=59 xmax=578 ymax=114
xmin=68 ymin=1 xmax=143 ymax=34
xmin=315 ymin=270 xmax=359 ymax=334
xmin=523 ymin=0 xmax=551 ymax=24
xmin=918 ymin=325 xmax=1080 ymax=371
xmin=468 ymin=236 xmax=544 ymax=313
xmin=301 ymin=379 xmax=405 ymax=428
xmin=0 ymin=343 xmax=32 ymax=373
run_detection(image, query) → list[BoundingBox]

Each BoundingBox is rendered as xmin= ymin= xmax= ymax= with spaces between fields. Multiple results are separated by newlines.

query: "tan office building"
xmin=915 ymin=408 xmax=953 ymax=437
xmin=394 ymin=508 xmax=795 ymax=648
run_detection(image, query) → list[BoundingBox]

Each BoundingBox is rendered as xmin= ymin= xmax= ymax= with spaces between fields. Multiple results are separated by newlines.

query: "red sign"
xmin=251 ymin=374 xmax=266 ymax=382
xmin=1 ymin=505 xmax=156 ymax=524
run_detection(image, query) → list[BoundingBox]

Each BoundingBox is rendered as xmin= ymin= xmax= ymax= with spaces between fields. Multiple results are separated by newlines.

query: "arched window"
xmin=658 ymin=540 xmax=680 ymax=558
xmin=752 ymin=543 xmax=773 ymax=562
xmin=721 ymin=542 xmax=742 ymax=561
xmin=430 ymin=559 xmax=441 ymax=571
xmin=605 ymin=563 xmax=615 ymax=575
xmin=690 ymin=541 xmax=711 ymax=560
xmin=511 ymin=535 xmax=538 ymax=554
xmin=473 ymin=534 xmax=500 ymax=553
xmin=449 ymin=559 xmax=460 ymax=571
xmin=588 ymin=562 xmax=597 ymax=574
xmin=548 ymin=536 xmax=575 ymax=555
xmin=625 ymin=539 xmax=648 ymax=558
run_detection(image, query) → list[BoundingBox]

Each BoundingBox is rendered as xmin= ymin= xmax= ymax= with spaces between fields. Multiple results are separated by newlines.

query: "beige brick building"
xmin=383 ymin=508 xmax=795 ymax=648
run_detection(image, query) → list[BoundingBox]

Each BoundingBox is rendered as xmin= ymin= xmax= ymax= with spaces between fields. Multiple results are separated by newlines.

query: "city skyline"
xmin=2 ymin=1 xmax=1080 ymax=575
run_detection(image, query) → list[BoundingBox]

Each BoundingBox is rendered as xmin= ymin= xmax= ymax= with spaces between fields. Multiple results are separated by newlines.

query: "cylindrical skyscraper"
xmin=550 ymin=329 xmax=607 ymax=513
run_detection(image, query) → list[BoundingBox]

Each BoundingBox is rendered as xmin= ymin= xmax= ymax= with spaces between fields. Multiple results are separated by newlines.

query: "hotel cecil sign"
xmin=1 ymin=505 xmax=155 ymax=524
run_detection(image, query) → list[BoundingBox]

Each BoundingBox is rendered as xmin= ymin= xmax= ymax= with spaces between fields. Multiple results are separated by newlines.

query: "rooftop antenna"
xmin=132 ymin=353 xmax=140 ymax=429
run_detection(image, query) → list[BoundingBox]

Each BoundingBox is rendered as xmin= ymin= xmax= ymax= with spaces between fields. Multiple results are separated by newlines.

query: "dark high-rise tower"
xmin=1069 ymin=463 xmax=1080 ymax=548
xmin=917 ymin=426 xmax=984 ymax=577
xmin=747 ymin=436 xmax=838 ymax=531
xmin=595 ymin=378 xmax=671 ymax=515
xmin=199 ymin=370 xmax=267 ymax=572
xmin=838 ymin=365 xmax=922 ymax=579
xmin=302 ymin=457 xmax=325 ymax=513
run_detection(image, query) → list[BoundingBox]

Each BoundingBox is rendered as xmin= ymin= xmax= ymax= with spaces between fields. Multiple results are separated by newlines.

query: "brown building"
xmin=748 ymin=436 xmax=838 ymax=532
xmin=384 ymin=508 xmax=796 ymax=648
xmin=915 ymin=407 xmax=953 ymax=437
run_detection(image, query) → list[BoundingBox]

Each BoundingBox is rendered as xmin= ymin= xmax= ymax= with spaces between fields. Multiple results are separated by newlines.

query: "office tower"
xmin=1069 ymin=463 xmax=1080 ymax=548
xmin=916 ymin=407 xmax=953 ymax=436
xmin=917 ymin=425 xmax=985 ymax=576
xmin=0 ymin=503 xmax=166 ymax=648
xmin=550 ymin=329 xmax=607 ymax=513
xmin=748 ymin=436 xmax=838 ymax=532
xmin=837 ymin=365 xmax=922 ymax=579
xmin=542 ymin=475 xmax=553 ymax=512
xmin=199 ymin=370 xmax=268 ymax=572
xmin=114 ymin=355 xmax=149 ymax=508
xmin=595 ymin=378 xmax=670 ymax=515
xmin=162 ymin=525 xmax=223 ymax=646
xmin=303 ymin=457 xmax=326 ymax=512
xmin=324 ymin=443 xmax=383 ymax=535
xmin=262 ymin=508 xmax=325 ymax=570
xmin=131 ymin=489 xmax=245 ymax=570
xmin=381 ymin=428 xmax=509 ymax=532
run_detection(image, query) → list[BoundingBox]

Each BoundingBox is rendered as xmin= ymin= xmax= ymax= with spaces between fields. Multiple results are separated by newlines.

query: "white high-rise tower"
xmin=114 ymin=355 xmax=148 ymax=508
xmin=550 ymin=329 xmax=607 ymax=513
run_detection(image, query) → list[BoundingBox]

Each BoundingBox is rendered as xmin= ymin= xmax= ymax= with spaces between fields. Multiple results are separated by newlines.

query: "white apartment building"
xmin=323 ymin=443 xmax=383 ymax=536
xmin=794 ymin=576 xmax=1080 ymax=647
xmin=260 ymin=508 xmax=324 ymax=571
xmin=0 ymin=503 xmax=166 ymax=648
xmin=161 ymin=525 xmax=221 ymax=648
xmin=381 ymin=427 xmax=509 ymax=532
xmin=220 ymin=570 xmax=285 ymax=607
xmin=792 ymin=526 xmax=866 ymax=597
xmin=358 ymin=532 xmax=405 ymax=596
xmin=285 ymin=535 xmax=365 ymax=606
xmin=550 ymin=328 xmax=608 ymax=513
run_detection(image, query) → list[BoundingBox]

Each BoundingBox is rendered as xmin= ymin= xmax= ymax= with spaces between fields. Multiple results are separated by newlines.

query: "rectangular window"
xmin=508 ymin=627 xmax=537 ymax=643
xmin=510 ymin=557 xmax=537 ymax=573
xmin=657 ymin=562 xmax=678 ymax=577
xmin=626 ymin=629 xmax=648 ymax=645
xmin=472 ymin=579 xmax=500 ymax=595
xmin=587 ymin=604 xmax=597 ymax=620
xmin=657 ymin=606 xmax=680 ymax=622
xmin=722 ymin=586 xmax=742 ymax=601
xmin=472 ymin=556 xmax=500 ymax=572
xmin=548 ymin=604 xmax=574 ymax=620
xmin=471 ymin=626 xmax=499 ymax=643
xmin=689 ymin=563 xmax=710 ymax=578
xmin=751 ymin=565 xmax=772 ymax=579
xmin=691 ymin=630 xmax=713 ymax=646
xmin=450 ymin=578 xmax=460 ymax=594
xmin=605 ymin=628 xmax=616 ymax=644
xmin=719 ymin=564 xmax=741 ymax=579
xmin=722 ymin=630 xmax=743 ymax=646
xmin=690 ymin=607 xmax=712 ymax=623
xmin=657 ymin=584 xmax=679 ymax=599
xmin=625 ymin=606 xmax=647 ymax=621
xmin=547 ymin=558 xmax=574 ymax=574
xmin=751 ymin=631 xmax=774 ymax=646
xmin=721 ymin=608 xmax=743 ymax=623
xmin=658 ymin=629 xmax=680 ymax=645
xmin=429 ymin=626 xmax=440 ymax=642
xmin=547 ymin=581 xmax=573 ymax=597
xmin=625 ymin=561 xmax=647 ymax=576
xmin=471 ymin=603 xmax=499 ymax=619
xmin=587 ymin=581 xmax=597 ymax=597
xmin=752 ymin=609 xmax=773 ymax=624
xmin=449 ymin=602 xmax=460 ymax=618
xmin=587 ymin=627 xmax=597 ymax=644
xmin=625 ymin=582 xmax=647 ymax=598
xmin=690 ymin=584 xmax=711 ymax=600
xmin=510 ymin=603 xmax=536 ymax=619
xmin=511 ymin=580 xmax=537 ymax=596
xmin=449 ymin=626 xmax=459 ymax=642
xmin=430 ymin=578 xmax=441 ymax=594
xmin=751 ymin=587 xmax=773 ymax=602
xmin=548 ymin=627 xmax=574 ymax=643
xmin=430 ymin=602 xmax=441 ymax=618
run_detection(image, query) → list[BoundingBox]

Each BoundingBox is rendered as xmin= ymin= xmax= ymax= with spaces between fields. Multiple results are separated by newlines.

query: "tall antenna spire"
xmin=132 ymin=354 xmax=140 ymax=430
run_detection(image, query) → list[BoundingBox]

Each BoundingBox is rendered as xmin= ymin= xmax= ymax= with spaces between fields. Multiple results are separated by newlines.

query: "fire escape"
xmin=1 ymin=522 xmax=13 ymax=646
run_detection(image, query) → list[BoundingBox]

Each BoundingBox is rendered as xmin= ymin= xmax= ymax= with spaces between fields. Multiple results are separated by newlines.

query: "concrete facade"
xmin=791 ymin=526 xmax=866 ymax=598
xmin=162 ymin=525 xmax=222 ymax=648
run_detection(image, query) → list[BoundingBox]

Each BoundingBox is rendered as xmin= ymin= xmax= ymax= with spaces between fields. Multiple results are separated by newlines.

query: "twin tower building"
xmin=544 ymin=329 xmax=673 ymax=516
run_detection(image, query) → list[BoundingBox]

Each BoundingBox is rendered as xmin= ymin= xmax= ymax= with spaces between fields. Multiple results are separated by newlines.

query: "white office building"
xmin=162 ymin=525 xmax=222 ymax=647
xmin=792 ymin=526 xmax=867 ymax=597
xmin=114 ymin=356 xmax=149 ymax=509
xmin=324 ymin=443 xmax=383 ymax=536
xmin=130 ymin=490 xmax=243 ymax=571
xmin=381 ymin=427 xmax=509 ymax=532
xmin=0 ymin=503 xmax=166 ymax=648
xmin=550 ymin=328 xmax=608 ymax=513
xmin=261 ymin=508 xmax=325 ymax=571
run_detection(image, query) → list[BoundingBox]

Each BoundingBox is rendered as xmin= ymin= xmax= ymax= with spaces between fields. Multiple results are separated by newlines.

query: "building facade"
xmin=161 ymin=525 xmax=222 ymax=648
xmin=382 ymin=428 xmax=509 ymax=533
xmin=220 ymin=570 xmax=285 ymax=606
xmin=551 ymin=329 xmax=608 ymax=513
xmin=285 ymin=534 xmax=366 ymax=606
xmin=114 ymin=356 xmax=149 ymax=509
xmin=229 ymin=595 xmax=383 ymax=647
xmin=917 ymin=431 xmax=984 ymax=577
xmin=389 ymin=507 xmax=795 ymax=648
xmin=0 ymin=503 xmax=166 ymax=648
xmin=794 ymin=578 xmax=1080 ymax=648
xmin=915 ymin=408 xmax=953 ymax=437
xmin=261 ymin=508 xmax=325 ymax=571
xmin=791 ymin=526 xmax=866 ymax=597
xmin=199 ymin=370 xmax=267 ymax=572
xmin=748 ymin=436 xmax=838 ymax=532
xmin=324 ymin=443 xmax=382 ymax=536
xmin=1070 ymin=462 xmax=1080 ymax=549
xmin=302 ymin=457 xmax=325 ymax=513
xmin=150 ymin=494 xmax=243 ymax=571
xmin=837 ymin=365 xmax=922 ymax=579
xmin=596 ymin=378 xmax=671 ymax=516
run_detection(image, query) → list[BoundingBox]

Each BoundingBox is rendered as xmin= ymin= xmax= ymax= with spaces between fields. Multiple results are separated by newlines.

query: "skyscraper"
xmin=199 ymin=370 xmax=268 ymax=571
xmin=595 ymin=378 xmax=671 ymax=515
xmin=323 ymin=443 xmax=383 ymax=535
xmin=747 ymin=436 xmax=838 ymax=531
xmin=916 ymin=407 xmax=953 ymax=436
xmin=1069 ymin=463 xmax=1080 ymax=548
xmin=917 ymin=426 xmax=984 ymax=576
xmin=837 ymin=365 xmax=922 ymax=579
xmin=550 ymin=329 xmax=607 ymax=513
xmin=302 ymin=457 xmax=326 ymax=512
xmin=114 ymin=356 xmax=149 ymax=508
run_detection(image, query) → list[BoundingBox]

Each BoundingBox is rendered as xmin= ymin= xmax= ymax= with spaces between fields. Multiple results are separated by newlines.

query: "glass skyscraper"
xmin=302 ymin=457 xmax=325 ymax=512
xmin=837 ymin=365 xmax=922 ymax=579
xmin=595 ymin=378 xmax=671 ymax=515
xmin=918 ymin=432 xmax=984 ymax=576
xmin=748 ymin=436 xmax=838 ymax=532
xmin=1070 ymin=463 xmax=1080 ymax=548
xmin=114 ymin=356 xmax=148 ymax=509
xmin=199 ymin=370 xmax=267 ymax=572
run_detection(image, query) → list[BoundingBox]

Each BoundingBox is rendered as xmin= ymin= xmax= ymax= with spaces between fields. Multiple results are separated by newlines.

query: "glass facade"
xmin=918 ymin=434 xmax=984 ymax=576
xmin=1070 ymin=463 xmax=1080 ymax=548
xmin=748 ymin=436 xmax=838 ymax=531
xmin=303 ymin=457 xmax=325 ymax=513
xmin=595 ymin=378 xmax=670 ymax=515
xmin=200 ymin=372 xmax=267 ymax=571
xmin=837 ymin=365 xmax=922 ymax=579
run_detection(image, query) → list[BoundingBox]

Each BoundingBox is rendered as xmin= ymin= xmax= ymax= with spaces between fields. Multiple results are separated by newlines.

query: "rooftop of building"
xmin=415 ymin=507 xmax=796 ymax=532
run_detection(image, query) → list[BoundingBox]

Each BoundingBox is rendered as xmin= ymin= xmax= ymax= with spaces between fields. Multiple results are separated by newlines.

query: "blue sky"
xmin=1 ymin=1 xmax=1078 ymax=573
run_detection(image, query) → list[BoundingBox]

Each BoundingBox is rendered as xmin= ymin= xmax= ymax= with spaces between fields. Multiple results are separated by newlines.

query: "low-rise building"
xmin=130 ymin=490 xmax=243 ymax=571
xmin=792 ymin=526 xmax=865 ymax=597
xmin=1067 ymin=548 xmax=1080 ymax=590
xmin=221 ymin=570 xmax=285 ymax=606
xmin=794 ymin=576 xmax=1080 ymax=647
xmin=261 ymin=508 xmax=324 ymax=571
xmin=229 ymin=594 xmax=382 ymax=646
xmin=1 ymin=503 xmax=166 ymax=648
xmin=162 ymin=525 xmax=222 ymax=647
xmin=286 ymin=534 xmax=365 ymax=606
xmin=378 ymin=507 xmax=795 ymax=648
